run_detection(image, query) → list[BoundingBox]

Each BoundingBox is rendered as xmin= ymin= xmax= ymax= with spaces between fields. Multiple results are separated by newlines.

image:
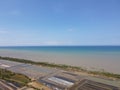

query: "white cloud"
xmin=0 ymin=10 xmax=21 ymax=16
xmin=68 ymin=29 xmax=73 ymax=32
xmin=0 ymin=28 xmax=8 ymax=34
xmin=42 ymin=41 xmax=74 ymax=46
xmin=67 ymin=28 xmax=76 ymax=32
xmin=52 ymin=3 xmax=65 ymax=14
xmin=43 ymin=41 xmax=61 ymax=45
xmin=10 ymin=10 xmax=21 ymax=15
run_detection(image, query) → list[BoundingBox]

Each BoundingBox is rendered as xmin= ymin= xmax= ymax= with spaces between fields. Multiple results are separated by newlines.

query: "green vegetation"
xmin=0 ymin=56 xmax=120 ymax=80
xmin=88 ymin=71 xmax=120 ymax=79
xmin=0 ymin=56 xmax=86 ymax=71
xmin=0 ymin=68 xmax=31 ymax=87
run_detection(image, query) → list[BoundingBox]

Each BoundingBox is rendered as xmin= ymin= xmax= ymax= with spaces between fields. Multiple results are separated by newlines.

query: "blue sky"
xmin=0 ymin=0 xmax=120 ymax=46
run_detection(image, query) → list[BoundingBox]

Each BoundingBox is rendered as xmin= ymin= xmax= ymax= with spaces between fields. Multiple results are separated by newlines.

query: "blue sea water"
xmin=0 ymin=46 xmax=120 ymax=54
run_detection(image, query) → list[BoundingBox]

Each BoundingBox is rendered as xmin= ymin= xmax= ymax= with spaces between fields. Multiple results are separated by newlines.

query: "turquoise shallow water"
xmin=0 ymin=46 xmax=120 ymax=74
xmin=0 ymin=46 xmax=120 ymax=54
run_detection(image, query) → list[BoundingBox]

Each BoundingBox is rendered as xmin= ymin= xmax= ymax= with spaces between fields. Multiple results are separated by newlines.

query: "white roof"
xmin=48 ymin=77 xmax=74 ymax=87
xmin=0 ymin=64 xmax=10 ymax=67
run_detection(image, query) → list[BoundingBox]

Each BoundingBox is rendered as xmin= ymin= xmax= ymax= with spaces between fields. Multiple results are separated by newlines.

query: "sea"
xmin=0 ymin=46 xmax=120 ymax=74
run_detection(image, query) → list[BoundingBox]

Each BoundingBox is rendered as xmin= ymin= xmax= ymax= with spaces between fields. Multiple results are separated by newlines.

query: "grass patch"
xmin=11 ymin=74 xmax=30 ymax=83
xmin=88 ymin=71 xmax=120 ymax=79
xmin=0 ymin=68 xmax=30 ymax=87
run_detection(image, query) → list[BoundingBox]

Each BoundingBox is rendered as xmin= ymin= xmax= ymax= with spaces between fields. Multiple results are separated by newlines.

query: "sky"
xmin=0 ymin=0 xmax=120 ymax=46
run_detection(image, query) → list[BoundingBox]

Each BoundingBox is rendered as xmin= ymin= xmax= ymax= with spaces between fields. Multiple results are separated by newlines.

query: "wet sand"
xmin=0 ymin=49 xmax=120 ymax=74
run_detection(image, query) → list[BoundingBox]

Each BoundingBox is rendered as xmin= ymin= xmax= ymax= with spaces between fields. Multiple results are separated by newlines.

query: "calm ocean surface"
xmin=0 ymin=46 xmax=120 ymax=74
xmin=0 ymin=46 xmax=120 ymax=54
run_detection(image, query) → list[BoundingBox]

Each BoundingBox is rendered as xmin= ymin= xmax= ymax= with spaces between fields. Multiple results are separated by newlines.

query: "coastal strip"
xmin=0 ymin=56 xmax=120 ymax=80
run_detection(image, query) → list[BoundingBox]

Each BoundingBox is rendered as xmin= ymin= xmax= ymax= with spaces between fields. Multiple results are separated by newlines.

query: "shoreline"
xmin=0 ymin=49 xmax=120 ymax=74
xmin=0 ymin=56 xmax=120 ymax=80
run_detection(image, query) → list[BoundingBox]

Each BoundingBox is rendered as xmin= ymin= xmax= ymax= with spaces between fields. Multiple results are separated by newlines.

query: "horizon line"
xmin=0 ymin=45 xmax=120 ymax=47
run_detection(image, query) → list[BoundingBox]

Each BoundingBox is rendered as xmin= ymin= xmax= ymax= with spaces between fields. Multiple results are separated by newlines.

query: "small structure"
xmin=69 ymin=79 xmax=120 ymax=90
xmin=38 ymin=71 xmax=84 ymax=90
